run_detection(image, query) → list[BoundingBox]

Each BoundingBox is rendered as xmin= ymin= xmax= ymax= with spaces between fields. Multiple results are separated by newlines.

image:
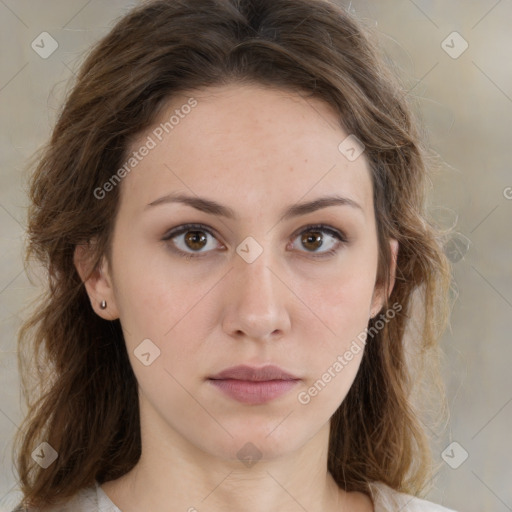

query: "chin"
xmin=209 ymin=423 xmax=308 ymax=464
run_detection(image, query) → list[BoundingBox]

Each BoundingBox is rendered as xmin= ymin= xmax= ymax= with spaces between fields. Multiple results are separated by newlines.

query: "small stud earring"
xmin=100 ymin=300 xmax=107 ymax=310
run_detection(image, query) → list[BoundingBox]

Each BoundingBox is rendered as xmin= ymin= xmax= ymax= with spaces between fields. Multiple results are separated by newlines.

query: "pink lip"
xmin=208 ymin=365 xmax=301 ymax=405
xmin=209 ymin=364 xmax=299 ymax=381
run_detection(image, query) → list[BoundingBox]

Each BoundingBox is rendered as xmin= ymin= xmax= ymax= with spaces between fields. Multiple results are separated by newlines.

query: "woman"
xmin=13 ymin=0 xmax=457 ymax=510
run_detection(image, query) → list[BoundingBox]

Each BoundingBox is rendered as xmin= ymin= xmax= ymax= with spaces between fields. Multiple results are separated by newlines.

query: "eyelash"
xmin=161 ymin=223 xmax=348 ymax=260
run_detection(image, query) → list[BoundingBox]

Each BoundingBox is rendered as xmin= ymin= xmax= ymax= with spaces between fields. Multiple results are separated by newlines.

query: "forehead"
xmin=118 ymin=83 xmax=374 ymax=220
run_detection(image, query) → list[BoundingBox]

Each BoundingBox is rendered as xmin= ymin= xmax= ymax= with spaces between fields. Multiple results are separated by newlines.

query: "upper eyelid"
xmin=162 ymin=223 xmax=219 ymax=241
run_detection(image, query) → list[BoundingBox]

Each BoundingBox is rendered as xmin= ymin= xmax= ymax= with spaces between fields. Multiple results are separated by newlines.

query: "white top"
xmin=13 ymin=480 xmax=458 ymax=511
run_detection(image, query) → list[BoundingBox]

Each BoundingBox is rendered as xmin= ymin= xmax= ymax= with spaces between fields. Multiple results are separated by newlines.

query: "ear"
xmin=370 ymin=238 xmax=399 ymax=319
xmin=73 ymin=242 xmax=120 ymax=320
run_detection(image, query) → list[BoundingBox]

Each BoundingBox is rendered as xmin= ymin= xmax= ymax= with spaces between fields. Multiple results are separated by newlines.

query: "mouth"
xmin=207 ymin=364 xmax=301 ymax=405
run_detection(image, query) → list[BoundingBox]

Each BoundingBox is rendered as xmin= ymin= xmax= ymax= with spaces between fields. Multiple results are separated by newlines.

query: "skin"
xmin=75 ymin=83 xmax=398 ymax=512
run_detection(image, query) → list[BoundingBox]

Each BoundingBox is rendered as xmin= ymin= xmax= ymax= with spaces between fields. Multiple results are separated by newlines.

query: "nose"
xmin=221 ymin=248 xmax=291 ymax=342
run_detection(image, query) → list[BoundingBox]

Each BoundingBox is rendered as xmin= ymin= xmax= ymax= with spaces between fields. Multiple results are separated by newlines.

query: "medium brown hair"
xmin=14 ymin=0 xmax=453 ymax=507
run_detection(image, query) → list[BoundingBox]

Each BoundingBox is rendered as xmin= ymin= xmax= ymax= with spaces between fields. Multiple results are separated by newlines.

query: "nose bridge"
xmin=236 ymin=241 xmax=279 ymax=309
xmin=224 ymin=237 xmax=290 ymax=339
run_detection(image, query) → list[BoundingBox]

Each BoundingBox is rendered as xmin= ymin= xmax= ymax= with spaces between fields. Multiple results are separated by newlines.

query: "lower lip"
xmin=208 ymin=379 xmax=300 ymax=404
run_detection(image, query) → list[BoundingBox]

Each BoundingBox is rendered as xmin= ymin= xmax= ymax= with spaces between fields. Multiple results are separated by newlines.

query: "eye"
xmin=162 ymin=223 xmax=223 ymax=260
xmin=289 ymin=224 xmax=347 ymax=258
xmin=162 ymin=223 xmax=348 ymax=260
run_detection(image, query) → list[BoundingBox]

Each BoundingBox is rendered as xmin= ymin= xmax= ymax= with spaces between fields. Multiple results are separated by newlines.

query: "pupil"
xmin=303 ymin=231 xmax=322 ymax=251
xmin=185 ymin=231 xmax=207 ymax=250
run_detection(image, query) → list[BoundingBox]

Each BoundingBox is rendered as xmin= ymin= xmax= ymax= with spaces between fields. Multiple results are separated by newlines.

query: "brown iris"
xmin=301 ymin=230 xmax=323 ymax=252
xmin=184 ymin=230 xmax=208 ymax=250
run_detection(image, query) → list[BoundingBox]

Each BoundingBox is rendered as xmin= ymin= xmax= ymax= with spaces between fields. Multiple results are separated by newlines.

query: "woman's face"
xmin=82 ymin=83 xmax=397 ymax=462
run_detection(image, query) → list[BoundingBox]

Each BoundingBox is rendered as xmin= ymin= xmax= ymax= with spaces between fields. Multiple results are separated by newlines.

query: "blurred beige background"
xmin=0 ymin=1 xmax=511 ymax=511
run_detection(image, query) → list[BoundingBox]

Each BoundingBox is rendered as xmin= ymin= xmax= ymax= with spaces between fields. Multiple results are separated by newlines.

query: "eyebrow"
xmin=145 ymin=192 xmax=363 ymax=221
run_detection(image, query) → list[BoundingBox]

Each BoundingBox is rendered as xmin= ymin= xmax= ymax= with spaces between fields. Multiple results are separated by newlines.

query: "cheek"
xmin=295 ymin=300 xmax=367 ymax=418
xmin=111 ymin=239 xmax=188 ymax=327
xmin=111 ymin=250 xmax=216 ymax=378
xmin=294 ymin=250 xmax=376 ymax=397
xmin=304 ymin=254 xmax=377 ymax=334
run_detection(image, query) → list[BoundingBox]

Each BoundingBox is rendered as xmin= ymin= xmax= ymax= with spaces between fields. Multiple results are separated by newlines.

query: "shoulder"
xmin=368 ymin=481 xmax=458 ymax=512
xmin=10 ymin=482 xmax=118 ymax=512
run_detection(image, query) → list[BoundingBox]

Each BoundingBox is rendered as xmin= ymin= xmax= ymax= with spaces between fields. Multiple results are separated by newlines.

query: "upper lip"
xmin=209 ymin=364 xmax=300 ymax=381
